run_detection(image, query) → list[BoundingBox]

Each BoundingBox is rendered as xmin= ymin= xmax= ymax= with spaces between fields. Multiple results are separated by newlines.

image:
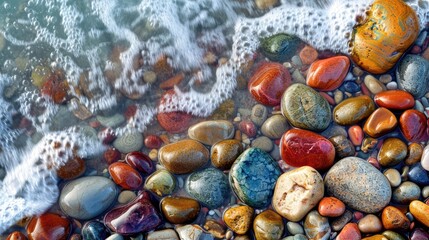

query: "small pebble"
xmin=118 ymin=190 xmax=137 ymax=204
xmin=358 ymin=214 xmax=383 ymax=233
xmin=146 ymin=229 xmax=179 ymax=240
xmin=381 ymin=206 xmax=410 ymax=230
xmin=383 ymin=168 xmax=401 ymax=187
xmin=392 ymin=181 xmax=421 ymax=204
xmin=106 ymin=234 xmax=124 ymax=240
xmin=304 ymin=210 xmax=331 ymax=240
xmin=364 ymin=75 xmax=386 ymax=94
xmin=379 ymin=74 xmax=392 ymax=84
xmin=405 ymin=143 xmax=423 ymax=166
xmin=318 ymin=196 xmax=346 ymax=217
xmin=250 ymin=136 xmax=273 ymax=152
xmin=251 ymin=104 xmax=268 ymax=126
xmin=386 ymin=81 xmax=398 ymax=90
xmin=287 ymin=222 xmax=304 ymax=235
xmin=223 ymin=205 xmax=254 ymax=235
xmin=331 ymin=210 xmax=353 ymax=232
xmin=143 ymin=71 xmax=157 ymax=84
xmin=422 ymin=186 xmax=429 ymax=198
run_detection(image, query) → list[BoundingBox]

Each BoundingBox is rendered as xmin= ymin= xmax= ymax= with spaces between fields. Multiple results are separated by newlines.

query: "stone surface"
xmin=408 ymin=163 xmax=429 ymax=185
xmin=204 ymin=220 xmax=226 ymax=239
xmin=381 ymin=206 xmax=410 ymax=230
xmin=248 ymin=62 xmax=291 ymax=106
xmin=396 ymin=54 xmax=429 ymax=99
xmin=281 ymin=83 xmax=331 ymax=131
xmin=158 ymin=139 xmax=209 ymax=174
xmin=260 ymin=33 xmax=300 ymax=62
xmin=324 ymin=157 xmax=391 ymax=213
xmin=81 ymin=221 xmax=110 ymax=240
xmin=160 ymin=196 xmax=200 ymax=224
xmin=358 ymin=214 xmax=383 ymax=233
xmin=350 ymin=0 xmax=419 ymax=74
xmin=392 ymin=181 xmax=421 ymax=204
xmin=104 ymin=191 xmax=162 ymax=235
xmin=109 ymin=162 xmax=143 ymax=190
xmin=188 ymin=120 xmax=235 ymax=145
xmin=251 ymin=104 xmax=268 ymax=127
xmin=304 ymin=210 xmax=331 ymax=240
xmin=26 ymin=213 xmax=71 ymax=240
xmin=112 ymin=131 xmax=144 ymax=153
xmin=144 ymin=169 xmax=176 ymax=197
xmin=280 ymin=128 xmax=335 ymax=171
xmin=239 ymin=120 xmax=257 ymax=138
xmin=406 ymin=143 xmax=424 ymax=166
xmin=210 ymin=139 xmax=244 ymax=170
xmin=306 ymin=56 xmax=350 ymax=91
xmin=378 ymin=138 xmax=407 ymax=167
xmin=374 ymin=90 xmax=415 ymax=110
xmin=223 ymin=205 xmax=254 ymax=235
xmin=59 ymin=176 xmax=118 ymax=220
xmin=383 ymin=168 xmax=401 ymax=187
xmin=157 ymin=106 xmax=193 ymax=134
xmin=329 ymin=135 xmax=355 ymax=159
xmin=409 ymin=200 xmax=429 ymax=227
xmin=125 ymin=151 xmax=154 ymax=175
xmin=186 ymin=168 xmax=230 ymax=208
xmin=364 ymin=75 xmax=386 ymax=94
xmin=363 ymin=107 xmax=397 ymax=138
xmin=230 ymin=148 xmax=281 ymax=208
xmin=333 ymin=95 xmax=375 ymax=125
xmin=144 ymin=134 xmax=163 ymax=149
xmin=336 ymin=223 xmax=361 ymax=240
xmin=421 ymin=145 xmax=429 ymax=171
xmin=399 ymin=109 xmax=428 ymax=142
xmin=56 ymin=156 xmax=86 ymax=180
xmin=147 ymin=229 xmax=179 ymax=240
xmin=272 ymin=166 xmax=324 ymax=221
xmin=331 ymin=210 xmax=353 ymax=232
xmin=6 ymin=232 xmax=27 ymax=240
xmin=300 ymin=45 xmax=318 ymax=65
xmin=318 ymin=197 xmax=346 ymax=217
xmin=261 ymin=114 xmax=289 ymax=139
xmin=253 ymin=209 xmax=284 ymax=240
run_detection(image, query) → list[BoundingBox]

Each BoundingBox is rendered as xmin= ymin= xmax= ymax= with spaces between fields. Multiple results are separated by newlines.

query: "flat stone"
xmin=333 ymin=95 xmax=375 ymax=126
xmin=324 ymin=157 xmax=391 ymax=213
xmin=97 ymin=113 xmax=125 ymax=128
xmin=188 ymin=120 xmax=235 ymax=145
xmin=161 ymin=196 xmax=200 ymax=224
xmin=113 ymin=131 xmax=144 ymax=153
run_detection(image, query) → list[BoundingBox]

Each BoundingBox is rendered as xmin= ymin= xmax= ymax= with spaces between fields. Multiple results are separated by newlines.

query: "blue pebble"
xmin=408 ymin=163 xmax=429 ymax=185
xmin=343 ymin=81 xmax=360 ymax=93
xmin=82 ymin=221 xmax=109 ymax=240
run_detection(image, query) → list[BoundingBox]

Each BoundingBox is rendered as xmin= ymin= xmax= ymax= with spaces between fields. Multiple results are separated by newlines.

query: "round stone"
xmin=281 ymin=83 xmax=331 ymax=131
xmin=272 ymin=166 xmax=324 ymax=221
xmin=113 ymin=131 xmax=144 ymax=153
xmin=392 ymin=181 xmax=421 ymax=204
xmin=364 ymin=75 xmax=386 ymax=94
xmin=118 ymin=190 xmax=137 ymax=204
xmin=306 ymin=56 xmax=350 ymax=91
xmin=26 ymin=213 xmax=71 ymax=240
xmin=409 ymin=200 xmax=429 ymax=227
xmin=260 ymin=33 xmax=300 ymax=62
xmin=383 ymin=168 xmax=401 ymax=187
xmin=186 ymin=168 xmax=230 ymax=209
xmin=408 ymin=163 xmax=429 ymax=185
xmin=324 ymin=157 xmax=391 ymax=213
xmin=374 ymin=90 xmax=415 ymax=110
xmin=280 ymin=128 xmax=335 ymax=171
xmin=211 ymin=139 xmax=244 ymax=170
xmin=329 ymin=135 xmax=355 ymax=159
xmin=378 ymin=138 xmax=407 ymax=167
xmin=108 ymin=162 xmax=143 ymax=190
xmin=223 ymin=205 xmax=254 ymax=235
xmin=405 ymin=143 xmax=424 ymax=166
xmin=261 ymin=114 xmax=290 ymax=139
xmin=250 ymin=136 xmax=273 ymax=152
xmin=318 ymin=197 xmax=346 ymax=217
xmin=160 ymin=196 xmax=200 ymax=224
xmin=336 ymin=223 xmax=361 ymax=240
xmin=188 ymin=120 xmax=235 ymax=146
xmin=358 ymin=214 xmax=383 ymax=233
xmin=125 ymin=151 xmax=154 ymax=175
xmin=158 ymin=139 xmax=209 ymax=174
xmin=144 ymin=169 xmax=176 ymax=197
xmin=333 ymin=95 xmax=375 ymax=126
xmin=286 ymin=222 xmax=304 ymax=235
xmin=421 ymin=145 xmax=429 ymax=171
xmin=251 ymin=104 xmax=268 ymax=127
xmin=396 ymin=54 xmax=429 ymax=99
xmin=363 ymin=107 xmax=398 ymax=138
xmin=399 ymin=109 xmax=428 ymax=143
xmin=230 ymin=148 xmax=281 ymax=209
xmin=304 ymin=210 xmax=331 ymax=240
xmin=381 ymin=206 xmax=410 ymax=230
xmin=147 ymin=229 xmax=179 ymax=240
xmin=253 ymin=210 xmax=284 ymax=240
xmin=59 ymin=176 xmax=119 ymax=220
xmin=81 ymin=221 xmax=110 ymax=240
xmin=56 ymin=157 xmax=86 ymax=180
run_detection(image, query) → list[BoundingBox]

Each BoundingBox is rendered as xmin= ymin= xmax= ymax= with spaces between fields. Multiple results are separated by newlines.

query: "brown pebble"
xmin=363 ymin=107 xmax=397 ymax=138
xmin=253 ymin=209 xmax=284 ymax=240
xmin=405 ymin=142 xmax=424 ymax=165
xmin=160 ymin=196 xmax=200 ymax=224
xmin=6 ymin=232 xmax=27 ymax=240
xmin=211 ymin=139 xmax=244 ymax=170
xmin=204 ymin=220 xmax=226 ymax=239
xmin=409 ymin=200 xmax=429 ymax=227
xmin=381 ymin=206 xmax=410 ymax=230
xmin=299 ymin=45 xmax=318 ymax=65
xmin=378 ymin=138 xmax=407 ymax=167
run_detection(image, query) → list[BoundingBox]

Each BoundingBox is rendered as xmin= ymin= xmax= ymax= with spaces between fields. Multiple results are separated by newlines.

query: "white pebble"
xmin=421 ymin=145 xmax=429 ymax=171
xmin=386 ymin=81 xmax=397 ymax=90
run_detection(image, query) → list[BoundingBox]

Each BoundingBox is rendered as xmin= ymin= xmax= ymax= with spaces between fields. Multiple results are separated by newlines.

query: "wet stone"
xmin=333 ymin=95 xmax=375 ymax=126
xmin=337 ymin=223 xmax=361 ymax=240
xmin=304 ymin=210 xmax=331 ymax=240
xmin=318 ymin=196 xmax=346 ymax=217
xmin=378 ymin=138 xmax=407 ymax=167
xmin=253 ymin=209 xmax=284 ymax=240
xmin=324 ymin=157 xmax=391 ymax=213
xmin=109 ymin=162 xmax=143 ymax=190
xmin=144 ymin=169 xmax=176 ymax=197
xmin=186 ymin=168 xmax=230 ymax=209
xmin=358 ymin=214 xmax=383 ymax=233
xmin=146 ymin=229 xmax=179 ymax=240
xmin=260 ymin=33 xmax=300 ymax=62
xmin=223 ymin=205 xmax=254 ymax=235
xmin=396 ymin=54 xmax=429 ymax=99
xmin=399 ymin=109 xmax=428 ymax=142
xmin=26 ymin=213 xmax=71 ymax=240
xmin=392 ymin=181 xmax=421 ymax=204
xmin=81 ymin=221 xmax=110 ymax=240
xmin=230 ymin=148 xmax=281 ymax=209
xmin=204 ymin=220 xmax=226 ymax=239
xmin=374 ymin=90 xmax=415 ymax=110
xmin=251 ymin=104 xmax=268 ymax=127
xmin=382 ymin=231 xmax=407 ymax=240
xmin=211 ymin=139 xmax=244 ymax=170
xmin=329 ymin=135 xmax=355 ymax=159
xmin=160 ymin=196 xmax=200 ymax=224
xmin=306 ymin=56 xmax=350 ymax=92
xmin=59 ymin=176 xmax=118 ymax=220
xmin=410 ymin=228 xmax=429 ymax=240
xmin=363 ymin=107 xmax=398 ymax=138
xmin=188 ymin=120 xmax=235 ymax=146
xmin=6 ymin=232 xmax=27 ymax=240
xmin=281 ymin=83 xmax=331 ymax=131
xmin=287 ymin=222 xmax=304 ymax=235
xmin=381 ymin=206 xmax=410 ymax=230
xmin=250 ymin=136 xmax=273 ymax=152
xmin=261 ymin=114 xmax=289 ymax=139
xmin=406 ymin=143 xmax=424 ymax=166
xmin=408 ymin=163 xmax=429 ymax=185
xmin=118 ymin=190 xmax=137 ymax=204
xmin=410 ymin=200 xmax=429 ymax=227
xmin=125 ymin=151 xmax=154 ymax=175
xmin=113 ymin=131 xmax=144 ymax=153
xmin=96 ymin=113 xmax=125 ymax=128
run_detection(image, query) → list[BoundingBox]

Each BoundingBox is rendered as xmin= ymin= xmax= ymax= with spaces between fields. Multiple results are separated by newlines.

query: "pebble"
xmin=260 ymin=33 xmax=300 ymax=62
xmin=281 ymin=83 xmax=331 ymax=131
xmin=158 ymin=139 xmax=209 ymax=174
xmin=106 ymin=234 xmax=124 ymax=240
xmin=292 ymin=69 xmax=306 ymax=83
xmin=112 ymin=131 xmax=143 ymax=153
xmin=334 ymin=90 xmax=343 ymax=104
xmin=358 ymin=214 xmax=383 ymax=233
xmin=186 ymin=168 xmax=230 ymax=208
xmin=188 ymin=120 xmax=235 ymax=145
xmin=261 ymin=114 xmax=289 ymax=139
xmin=109 ymin=162 xmax=143 ymax=190
xmin=272 ymin=166 xmax=324 ymax=221
xmin=405 ymin=143 xmax=424 ymax=166
xmin=157 ymin=110 xmax=193 ymax=134
xmin=409 ymin=200 xmax=429 ymax=227
xmin=399 ymin=109 xmax=428 ymax=142
xmin=386 ymin=81 xmax=398 ymax=90
xmin=59 ymin=176 xmax=118 ymax=220
xmin=304 ymin=210 xmax=331 ymax=240
xmin=223 ymin=205 xmax=254 ymax=234
xmin=6 ymin=232 xmax=27 ymax=240
xmin=26 ymin=213 xmax=71 ymax=240
xmin=348 ymin=125 xmax=364 ymax=146
xmin=374 ymin=90 xmax=415 ymax=110
xmin=96 ymin=113 xmax=125 ymax=128
xmin=383 ymin=169 xmax=402 ymax=187
xmin=160 ymin=196 xmax=200 ymax=224
xmin=333 ymin=95 xmax=375 ymax=125
xmin=251 ymin=104 xmax=268 ymax=126
xmin=299 ymin=45 xmax=318 ymax=65
xmin=144 ymin=134 xmax=163 ymax=149
xmin=176 ymin=225 xmax=209 ymax=240
xmin=204 ymin=220 xmax=226 ymax=239
xmin=329 ymin=135 xmax=356 ymax=159
xmin=144 ymin=169 xmax=176 ymax=197
xmin=230 ymin=148 xmax=281 ymax=208
xmin=382 ymin=231 xmax=407 ymax=240
xmin=324 ymin=157 xmax=392 ymax=213
xmin=392 ymin=181 xmax=421 ymax=204
xmin=410 ymin=228 xmax=429 ymax=240
xmin=211 ymin=139 xmax=244 ymax=170
xmin=239 ymin=120 xmax=257 ymax=138
xmin=125 ymin=151 xmax=154 ymax=175
xmin=56 ymin=156 xmax=86 ymax=180
xmin=253 ymin=209 xmax=284 ymax=240
xmin=143 ymin=70 xmax=157 ymax=83
xmin=422 ymin=186 xmax=429 ymax=198
xmin=306 ymin=56 xmax=350 ymax=91
xmin=396 ymin=54 xmax=429 ymax=99
xmin=250 ymin=136 xmax=273 ymax=152
xmin=421 ymin=145 xmax=429 ymax=171
xmin=104 ymin=191 xmax=161 ymax=235
xmin=287 ymin=222 xmax=305 ymax=235
xmin=118 ymin=190 xmax=137 ymax=204
xmin=331 ymin=210 xmax=353 ymax=232
xmin=363 ymin=107 xmax=398 ymax=138
xmin=350 ymin=0 xmax=418 ymax=74
xmin=70 ymin=98 xmax=93 ymax=120
xmin=248 ymin=62 xmax=291 ymax=106
xmin=409 ymin=163 xmax=429 ymax=186
xmin=378 ymin=138 xmax=407 ymax=167
xmin=146 ymin=229 xmax=179 ymax=240
xmin=381 ymin=206 xmax=410 ymax=230
xmin=318 ymin=197 xmax=346 ymax=217
xmin=280 ymin=128 xmax=335 ymax=170
xmin=336 ymin=223 xmax=361 ymax=240
xmin=343 ymin=81 xmax=360 ymax=93
xmin=364 ymin=75 xmax=386 ymax=94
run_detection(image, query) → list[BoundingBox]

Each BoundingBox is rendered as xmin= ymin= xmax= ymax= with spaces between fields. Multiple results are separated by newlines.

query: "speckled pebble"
xmin=251 ymin=104 xmax=268 ymax=126
xmin=211 ymin=139 xmax=244 ymax=170
xmin=392 ymin=181 xmax=421 ymax=204
xmin=250 ymin=136 xmax=273 ymax=152
xmin=331 ymin=210 xmax=353 ymax=232
xmin=113 ymin=131 xmax=144 ymax=153
xmin=144 ymin=169 xmax=176 ymax=197
xmin=396 ymin=54 xmax=429 ymax=99
xmin=253 ymin=209 xmax=284 ymax=240
xmin=223 ymin=205 xmax=254 ymax=235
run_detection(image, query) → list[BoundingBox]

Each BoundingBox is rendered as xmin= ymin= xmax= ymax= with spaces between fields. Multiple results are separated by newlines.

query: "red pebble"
xmin=6 ymin=231 xmax=27 ymax=240
xmin=399 ymin=109 xmax=429 ymax=142
xmin=353 ymin=211 xmax=364 ymax=221
xmin=348 ymin=125 xmax=363 ymax=146
xmin=125 ymin=151 xmax=154 ymax=175
xmin=299 ymin=45 xmax=318 ymax=65
xmin=157 ymin=111 xmax=193 ymax=133
xmin=26 ymin=213 xmax=71 ymax=240
xmin=248 ymin=62 xmax=291 ymax=106
xmin=318 ymin=197 xmax=346 ymax=217
xmin=144 ymin=134 xmax=163 ymax=149
xmin=98 ymin=128 xmax=116 ymax=144
xmin=124 ymin=104 xmax=138 ymax=120
xmin=103 ymin=147 xmax=121 ymax=164
xmin=238 ymin=120 xmax=257 ymax=138
xmin=306 ymin=56 xmax=350 ymax=91
xmin=41 ymin=72 xmax=69 ymax=104
xmin=109 ymin=162 xmax=143 ymax=190
xmin=319 ymin=92 xmax=336 ymax=105
xmin=280 ymin=128 xmax=335 ymax=171
xmin=336 ymin=223 xmax=361 ymax=240
xmin=374 ymin=90 xmax=415 ymax=110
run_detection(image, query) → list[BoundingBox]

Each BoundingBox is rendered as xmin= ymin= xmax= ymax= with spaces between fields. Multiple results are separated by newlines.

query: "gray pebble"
xmin=396 ymin=55 xmax=429 ymax=99
xmin=392 ymin=181 xmax=421 ymax=204
xmin=97 ymin=113 xmax=125 ymax=128
xmin=287 ymin=222 xmax=304 ymax=235
xmin=251 ymin=104 xmax=268 ymax=126
xmin=251 ymin=136 xmax=273 ymax=152
xmin=113 ymin=131 xmax=143 ymax=153
xmin=331 ymin=210 xmax=353 ymax=232
xmin=261 ymin=114 xmax=290 ymax=139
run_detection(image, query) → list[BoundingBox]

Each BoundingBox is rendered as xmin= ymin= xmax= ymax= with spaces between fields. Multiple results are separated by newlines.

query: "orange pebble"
xmin=299 ymin=45 xmax=318 ymax=65
xmin=318 ymin=196 xmax=346 ymax=217
xmin=336 ymin=223 xmax=361 ymax=240
xmin=348 ymin=125 xmax=364 ymax=146
xmin=381 ymin=206 xmax=410 ymax=230
xmin=6 ymin=232 xmax=27 ymax=240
